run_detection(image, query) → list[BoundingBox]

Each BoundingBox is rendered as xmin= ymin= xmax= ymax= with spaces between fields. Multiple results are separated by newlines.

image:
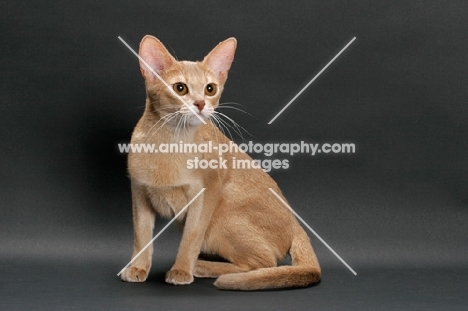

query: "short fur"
xmin=120 ymin=35 xmax=321 ymax=290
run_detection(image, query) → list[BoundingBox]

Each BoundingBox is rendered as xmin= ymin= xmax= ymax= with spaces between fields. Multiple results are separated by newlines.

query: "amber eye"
xmin=173 ymin=83 xmax=188 ymax=95
xmin=205 ymin=83 xmax=217 ymax=96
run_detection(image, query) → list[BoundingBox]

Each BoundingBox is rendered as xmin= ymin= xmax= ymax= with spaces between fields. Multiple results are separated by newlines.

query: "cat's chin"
xmin=188 ymin=114 xmax=210 ymax=127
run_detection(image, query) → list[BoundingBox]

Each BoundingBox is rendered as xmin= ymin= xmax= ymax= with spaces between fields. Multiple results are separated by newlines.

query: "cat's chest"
xmin=128 ymin=120 xmax=213 ymax=187
xmin=128 ymin=151 xmax=196 ymax=187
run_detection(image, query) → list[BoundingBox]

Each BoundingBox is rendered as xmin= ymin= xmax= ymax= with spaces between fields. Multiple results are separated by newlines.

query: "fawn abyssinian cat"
xmin=120 ymin=35 xmax=321 ymax=290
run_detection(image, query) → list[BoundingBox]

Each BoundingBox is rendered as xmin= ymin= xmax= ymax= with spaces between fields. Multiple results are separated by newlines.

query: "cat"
xmin=119 ymin=35 xmax=321 ymax=290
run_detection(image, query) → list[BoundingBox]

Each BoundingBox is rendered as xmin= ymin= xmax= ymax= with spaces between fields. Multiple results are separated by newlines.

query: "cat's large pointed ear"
xmin=139 ymin=35 xmax=176 ymax=82
xmin=203 ymin=38 xmax=237 ymax=83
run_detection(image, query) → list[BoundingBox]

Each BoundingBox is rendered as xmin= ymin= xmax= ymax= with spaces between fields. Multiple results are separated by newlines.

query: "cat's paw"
xmin=120 ymin=267 xmax=149 ymax=282
xmin=194 ymin=260 xmax=217 ymax=278
xmin=165 ymin=269 xmax=194 ymax=285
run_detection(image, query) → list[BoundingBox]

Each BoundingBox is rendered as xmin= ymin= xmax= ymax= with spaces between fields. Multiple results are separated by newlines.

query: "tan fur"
xmin=120 ymin=35 xmax=321 ymax=290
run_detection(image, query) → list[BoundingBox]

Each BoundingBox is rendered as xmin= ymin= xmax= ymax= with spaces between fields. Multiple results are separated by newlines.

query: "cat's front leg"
xmin=120 ymin=181 xmax=155 ymax=282
xmin=166 ymin=186 xmax=218 ymax=285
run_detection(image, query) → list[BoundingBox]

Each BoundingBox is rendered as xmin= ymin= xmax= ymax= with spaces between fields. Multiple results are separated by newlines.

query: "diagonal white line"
xmin=118 ymin=36 xmax=206 ymax=125
xmin=268 ymin=37 xmax=356 ymax=124
xmin=117 ymin=188 xmax=206 ymax=276
xmin=268 ymin=188 xmax=357 ymax=275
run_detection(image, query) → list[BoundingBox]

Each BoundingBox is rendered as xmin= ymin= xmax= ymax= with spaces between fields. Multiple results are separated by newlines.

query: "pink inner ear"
xmin=139 ymin=36 xmax=175 ymax=79
xmin=205 ymin=39 xmax=236 ymax=77
xmin=140 ymin=50 xmax=161 ymax=73
xmin=140 ymin=48 xmax=166 ymax=75
xmin=210 ymin=53 xmax=233 ymax=73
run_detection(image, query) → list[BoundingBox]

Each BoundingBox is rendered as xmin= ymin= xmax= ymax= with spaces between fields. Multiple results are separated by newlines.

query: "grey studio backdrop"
xmin=1 ymin=0 xmax=467 ymax=310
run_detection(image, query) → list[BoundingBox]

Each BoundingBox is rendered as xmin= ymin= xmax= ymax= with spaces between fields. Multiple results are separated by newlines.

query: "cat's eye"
xmin=205 ymin=83 xmax=217 ymax=96
xmin=173 ymin=83 xmax=188 ymax=95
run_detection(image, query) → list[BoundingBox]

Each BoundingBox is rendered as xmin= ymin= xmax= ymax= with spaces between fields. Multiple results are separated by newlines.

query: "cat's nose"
xmin=193 ymin=100 xmax=205 ymax=112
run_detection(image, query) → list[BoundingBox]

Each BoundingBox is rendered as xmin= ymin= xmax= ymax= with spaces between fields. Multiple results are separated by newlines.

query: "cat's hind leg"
xmin=194 ymin=260 xmax=250 ymax=278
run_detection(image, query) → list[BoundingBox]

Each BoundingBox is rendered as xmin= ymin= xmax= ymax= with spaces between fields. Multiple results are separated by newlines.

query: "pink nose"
xmin=194 ymin=100 xmax=205 ymax=112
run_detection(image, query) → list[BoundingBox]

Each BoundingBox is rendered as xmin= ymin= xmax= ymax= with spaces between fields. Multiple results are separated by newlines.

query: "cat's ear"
xmin=139 ymin=35 xmax=176 ymax=82
xmin=203 ymin=38 xmax=237 ymax=83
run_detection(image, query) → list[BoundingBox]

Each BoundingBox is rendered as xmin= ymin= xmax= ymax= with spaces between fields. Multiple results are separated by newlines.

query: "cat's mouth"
xmin=190 ymin=111 xmax=209 ymax=121
xmin=187 ymin=109 xmax=212 ymax=126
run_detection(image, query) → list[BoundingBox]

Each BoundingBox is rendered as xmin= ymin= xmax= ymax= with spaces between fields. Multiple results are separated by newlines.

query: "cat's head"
xmin=139 ymin=35 xmax=236 ymax=127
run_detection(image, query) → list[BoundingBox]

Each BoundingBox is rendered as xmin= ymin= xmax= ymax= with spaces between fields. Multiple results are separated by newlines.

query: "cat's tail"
xmin=214 ymin=227 xmax=321 ymax=291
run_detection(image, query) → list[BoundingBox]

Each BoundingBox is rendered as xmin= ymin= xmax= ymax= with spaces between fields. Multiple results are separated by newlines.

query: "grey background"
xmin=1 ymin=0 xmax=467 ymax=309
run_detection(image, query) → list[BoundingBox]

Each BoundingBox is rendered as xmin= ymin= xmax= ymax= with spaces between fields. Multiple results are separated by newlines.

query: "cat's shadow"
xmin=142 ymin=255 xmax=319 ymax=292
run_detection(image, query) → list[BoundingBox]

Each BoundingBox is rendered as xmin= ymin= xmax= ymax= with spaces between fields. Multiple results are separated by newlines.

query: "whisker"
xmin=211 ymin=113 xmax=234 ymax=141
xmin=208 ymin=118 xmax=222 ymax=150
xmin=209 ymin=115 xmax=227 ymax=138
xmin=213 ymin=111 xmax=253 ymax=142
xmin=217 ymin=105 xmax=253 ymax=116
xmin=182 ymin=114 xmax=188 ymax=140
xmin=175 ymin=113 xmax=184 ymax=141
xmin=219 ymin=101 xmax=246 ymax=107
xmin=218 ymin=111 xmax=252 ymax=136
xmin=146 ymin=112 xmax=180 ymax=142
xmin=145 ymin=112 xmax=174 ymax=137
